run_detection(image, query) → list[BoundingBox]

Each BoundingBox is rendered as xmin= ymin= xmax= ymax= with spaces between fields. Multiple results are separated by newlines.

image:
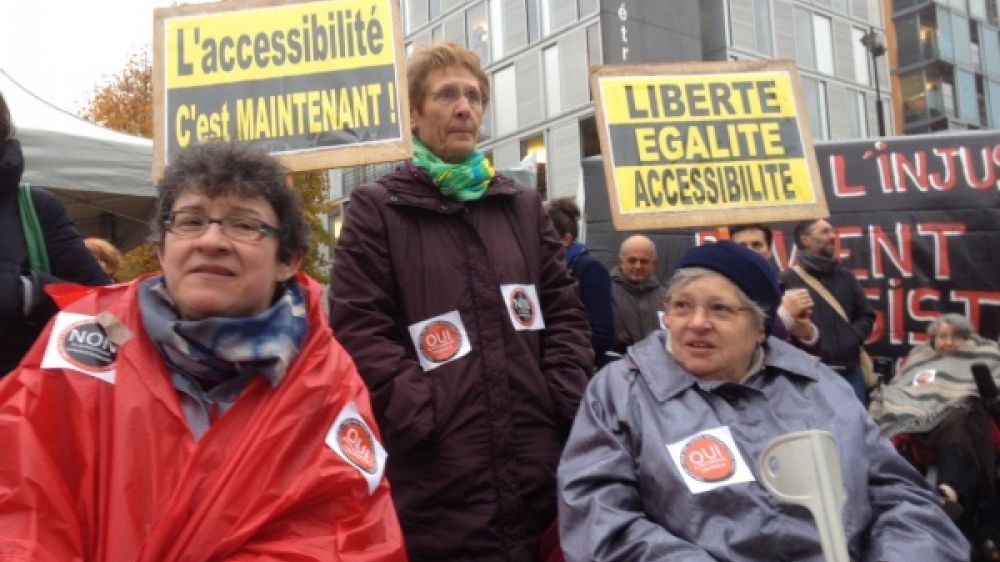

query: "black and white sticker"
xmin=41 ymin=312 xmax=116 ymax=383
xmin=499 ymin=284 xmax=544 ymax=331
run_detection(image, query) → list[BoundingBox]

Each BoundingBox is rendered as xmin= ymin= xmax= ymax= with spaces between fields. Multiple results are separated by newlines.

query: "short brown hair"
xmin=0 ymin=92 xmax=15 ymax=142
xmin=407 ymin=42 xmax=490 ymax=114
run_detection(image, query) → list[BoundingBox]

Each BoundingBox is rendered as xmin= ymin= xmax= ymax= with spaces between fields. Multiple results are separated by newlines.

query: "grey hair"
xmin=927 ymin=313 xmax=975 ymax=345
xmin=665 ymin=267 xmax=767 ymax=332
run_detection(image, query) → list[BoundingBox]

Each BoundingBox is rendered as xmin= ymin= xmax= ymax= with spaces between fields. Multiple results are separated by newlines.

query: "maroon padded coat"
xmin=329 ymin=164 xmax=593 ymax=562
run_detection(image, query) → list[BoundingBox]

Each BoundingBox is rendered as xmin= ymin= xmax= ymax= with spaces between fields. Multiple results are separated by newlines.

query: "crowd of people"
xmin=0 ymin=41 xmax=992 ymax=562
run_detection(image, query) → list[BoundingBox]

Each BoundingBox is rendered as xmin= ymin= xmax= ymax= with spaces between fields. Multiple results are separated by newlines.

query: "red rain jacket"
xmin=0 ymin=274 xmax=408 ymax=562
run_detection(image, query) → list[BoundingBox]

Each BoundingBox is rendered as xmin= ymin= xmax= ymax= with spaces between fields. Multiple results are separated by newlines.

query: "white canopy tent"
xmin=1 ymin=68 xmax=155 ymax=251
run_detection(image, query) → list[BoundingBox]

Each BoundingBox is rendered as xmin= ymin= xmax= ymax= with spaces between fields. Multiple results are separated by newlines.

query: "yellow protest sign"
xmin=592 ymin=60 xmax=828 ymax=231
xmin=153 ymin=0 xmax=410 ymax=177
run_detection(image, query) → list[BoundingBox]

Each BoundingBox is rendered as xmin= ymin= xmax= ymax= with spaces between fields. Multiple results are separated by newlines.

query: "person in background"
xmin=871 ymin=313 xmax=1000 ymax=538
xmin=610 ymin=234 xmax=667 ymax=353
xmin=0 ymin=143 xmax=406 ymax=561
xmin=730 ymin=223 xmax=819 ymax=352
xmin=0 ymin=91 xmax=110 ymax=376
xmin=781 ymin=219 xmax=875 ymax=403
xmin=329 ymin=42 xmax=592 ymax=562
xmin=547 ymin=197 xmax=614 ymax=369
xmin=558 ymin=241 xmax=969 ymax=562
xmin=84 ymin=237 xmax=123 ymax=279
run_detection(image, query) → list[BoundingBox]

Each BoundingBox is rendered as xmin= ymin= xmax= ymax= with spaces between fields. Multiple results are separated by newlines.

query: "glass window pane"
xmin=544 ymin=45 xmax=560 ymax=117
xmin=988 ymin=80 xmax=1000 ymax=126
xmin=853 ymin=28 xmax=871 ymax=84
xmin=952 ymin=13 xmax=972 ymax=66
xmin=430 ymin=0 xmax=441 ymax=20
xmin=795 ymin=8 xmax=815 ymax=69
xmin=895 ymin=15 xmax=920 ymax=67
xmin=541 ymin=0 xmax=552 ymax=36
xmin=813 ymin=14 xmax=834 ymax=75
xmin=754 ymin=0 xmax=773 ymax=56
xmin=490 ymin=0 xmax=504 ymax=61
xmin=467 ymin=3 xmax=490 ymax=65
xmin=527 ymin=0 xmax=542 ymax=43
xmin=957 ymin=69 xmax=980 ymax=123
xmin=801 ymin=77 xmax=821 ymax=140
xmin=984 ymin=27 xmax=1000 ymax=75
xmin=937 ymin=6 xmax=955 ymax=61
xmin=856 ymin=92 xmax=869 ymax=136
xmin=900 ymin=71 xmax=928 ymax=123
xmin=971 ymin=0 xmax=988 ymax=20
xmin=493 ymin=66 xmax=517 ymax=135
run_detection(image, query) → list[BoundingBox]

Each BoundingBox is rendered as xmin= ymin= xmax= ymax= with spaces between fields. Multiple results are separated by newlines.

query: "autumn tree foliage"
xmin=82 ymin=50 xmax=153 ymax=138
xmin=83 ymin=51 xmax=336 ymax=284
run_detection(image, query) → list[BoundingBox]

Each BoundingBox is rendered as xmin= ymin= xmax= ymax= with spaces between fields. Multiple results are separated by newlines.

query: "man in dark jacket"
xmin=328 ymin=43 xmax=592 ymax=562
xmin=610 ymin=234 xmax=667 ymax=353
xmin=780 ymin=219 xmax=875 ymax=403
xmin=0 ymin=93 xmax=110 ymax=375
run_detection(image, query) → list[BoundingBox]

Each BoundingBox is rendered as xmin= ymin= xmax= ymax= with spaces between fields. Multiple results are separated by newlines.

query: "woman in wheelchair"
xmin=871 ymin=314 xmax=1000 ymax=532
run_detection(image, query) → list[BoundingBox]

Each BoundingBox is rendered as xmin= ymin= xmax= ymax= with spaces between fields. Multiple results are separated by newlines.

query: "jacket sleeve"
xmin=536 ymin=202 xmax=593 ymax=430
xmin=328 ymin=188 xmax=435 ymax=455
xmin=557 ymin=372 xmax=718 ymax=562
xmin=576 ymin=258 xmax=615 ymax=367
xmin=33 ymin=188 xmax=110 ymax=287
xmin=847 ymin=274 xmax=875 ymax=346
xmin=861 ymin=410 xmax=969 ymax=562
xmin=0 ymin=363 xmax=90 ymax=562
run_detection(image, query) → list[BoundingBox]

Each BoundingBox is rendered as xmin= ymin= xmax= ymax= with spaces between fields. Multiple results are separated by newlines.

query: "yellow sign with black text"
xmin=592 ymin=61 xmax=827 ymax=230
xmin=153 ymin=0 xmax=410 ymax=176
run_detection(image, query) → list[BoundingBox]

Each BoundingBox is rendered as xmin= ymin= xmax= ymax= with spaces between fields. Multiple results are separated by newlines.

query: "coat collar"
xmin=627 ymin=331 xmax=820 ymax=403
xmin=379 ymin=162 xmax=520 ymax=214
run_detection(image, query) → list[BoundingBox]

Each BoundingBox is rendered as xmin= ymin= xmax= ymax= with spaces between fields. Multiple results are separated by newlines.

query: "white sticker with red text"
xmin=408 ymin=310 xmax=471 ymax=372
xmin=666 ymin=425 xmax=755 ymax=494
xmin=499 ymin=284 xmax=545 ymax=331
xmin=326 ymin=402 xmax=387 ymax=494
xmin=912 ymin=369 xmax=937 ymax=386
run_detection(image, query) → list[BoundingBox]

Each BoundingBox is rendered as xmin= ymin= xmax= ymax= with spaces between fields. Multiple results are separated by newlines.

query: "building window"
xmin=987 ymin=79 xmax=1000 ymax=126
xmin=493 ymin=66 xmax=517 ymax=135
xmin=971 ymin=0 xmax=988 ymax=21
xmin=521 ymin=134 xmax=548 ymax=199
xmin=489 ymin=0 xmax=504 ymax=61
xmin=543 ymin=45 xmax=561 ymax=117
xmin=956 ymin=69 xmax=980 ymax=123
xmin=794 ymin=8 xmax=815 ymax=69
xmin=541 ymin=0 xmax=552 ymax=37
xmin=579 ymin=115 xmax=601 ymax=158
xmin=847 ymin=90 xmax=868 ymax=137
xmin=430 ymin=0 xmax=442 ymax=21
xmin=852 ymin=28 xmax=870 ymax=86
xmin=586 ymin=23 xmax=602 ymax=66
xmin=801 ymin=77 xmax=830 ymax=139
xmin=754 ymin=0 xmax=773 ymax=56
xmin=813 ymin=14 xmax=834 ymax=75
xmin=467 ymin=2 xmax=490 ymax=65
xmin=527 ymin=0 xmax=542 ymax=43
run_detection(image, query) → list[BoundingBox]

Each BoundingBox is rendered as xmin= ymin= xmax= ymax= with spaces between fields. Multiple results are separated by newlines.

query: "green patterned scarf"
xmin=411 ymin=137 xmax=495 ymax=202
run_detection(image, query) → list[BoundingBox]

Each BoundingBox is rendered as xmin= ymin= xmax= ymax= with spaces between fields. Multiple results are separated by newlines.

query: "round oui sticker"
xmin=419 ymin=320 xmax=462 ymax=363
xmin=58 ymin=319 xmax=116 ymax=372
xmin=509 ymin=287 xmax=536 ymax=328
xmin=337 ymin=419 xmax=377 ymax=474
xmin=681 ymin=434 xmax=736 ymax=483
xmin=914 ymin=370 xmax=934 ymax=385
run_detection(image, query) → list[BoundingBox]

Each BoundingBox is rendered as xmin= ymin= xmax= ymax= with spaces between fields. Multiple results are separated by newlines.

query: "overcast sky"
xmin=1 ymin=0 xmax=209 ymax=115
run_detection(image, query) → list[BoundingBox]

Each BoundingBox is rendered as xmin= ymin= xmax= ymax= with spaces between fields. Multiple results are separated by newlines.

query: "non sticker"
xmin=499 ymin=284 xmax=545 ymax=331
xmin=326 ymin=401 xmax=387 ymax=494
xmin=665 ymin=425 xmax=755 ymax=494
xmin=407 ymin=310 xmax=472 ymax=371
xmin=41 ymin=312 xmax=117 ymax=383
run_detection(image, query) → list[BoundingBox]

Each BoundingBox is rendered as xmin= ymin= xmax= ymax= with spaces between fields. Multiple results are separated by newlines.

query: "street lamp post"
xmin=860 ymin=26 xmax=887 ymax=136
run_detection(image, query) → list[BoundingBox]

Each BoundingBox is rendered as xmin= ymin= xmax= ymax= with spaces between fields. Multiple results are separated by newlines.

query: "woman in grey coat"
xmin=558 ymin=241 xmax=969 ymax=562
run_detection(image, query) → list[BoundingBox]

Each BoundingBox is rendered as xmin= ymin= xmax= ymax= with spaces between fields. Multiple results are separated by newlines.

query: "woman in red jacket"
xmin=0 ymin=143 xmax=407 ymax=562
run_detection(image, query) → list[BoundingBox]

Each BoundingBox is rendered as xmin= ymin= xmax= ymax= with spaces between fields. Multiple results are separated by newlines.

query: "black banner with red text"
xmin=583 ymin=130 xmax=1000 ymax=358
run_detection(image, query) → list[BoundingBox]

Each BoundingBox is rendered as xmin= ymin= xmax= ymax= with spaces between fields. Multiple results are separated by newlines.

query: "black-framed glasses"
xmin=162 ymin=210 xmax=279 ymax=242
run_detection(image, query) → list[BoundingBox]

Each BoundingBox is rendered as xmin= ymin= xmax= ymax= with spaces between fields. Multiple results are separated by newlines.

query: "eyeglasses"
xmin=429 ymin=85 xmax=484 ymax=108
xmin=162 ymin=210 xmax=279 ymax=242
xmin=666 ymin=299 xmax=752 ymax=322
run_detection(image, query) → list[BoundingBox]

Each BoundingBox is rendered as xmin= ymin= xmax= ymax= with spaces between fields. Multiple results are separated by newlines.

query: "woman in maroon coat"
xmin=329 ymin=42 xmax=593 ymax=562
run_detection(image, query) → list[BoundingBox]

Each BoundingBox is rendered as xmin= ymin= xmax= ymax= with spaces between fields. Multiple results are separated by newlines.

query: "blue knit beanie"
xmin=674 ymin=241 xmax=781 ymax=328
